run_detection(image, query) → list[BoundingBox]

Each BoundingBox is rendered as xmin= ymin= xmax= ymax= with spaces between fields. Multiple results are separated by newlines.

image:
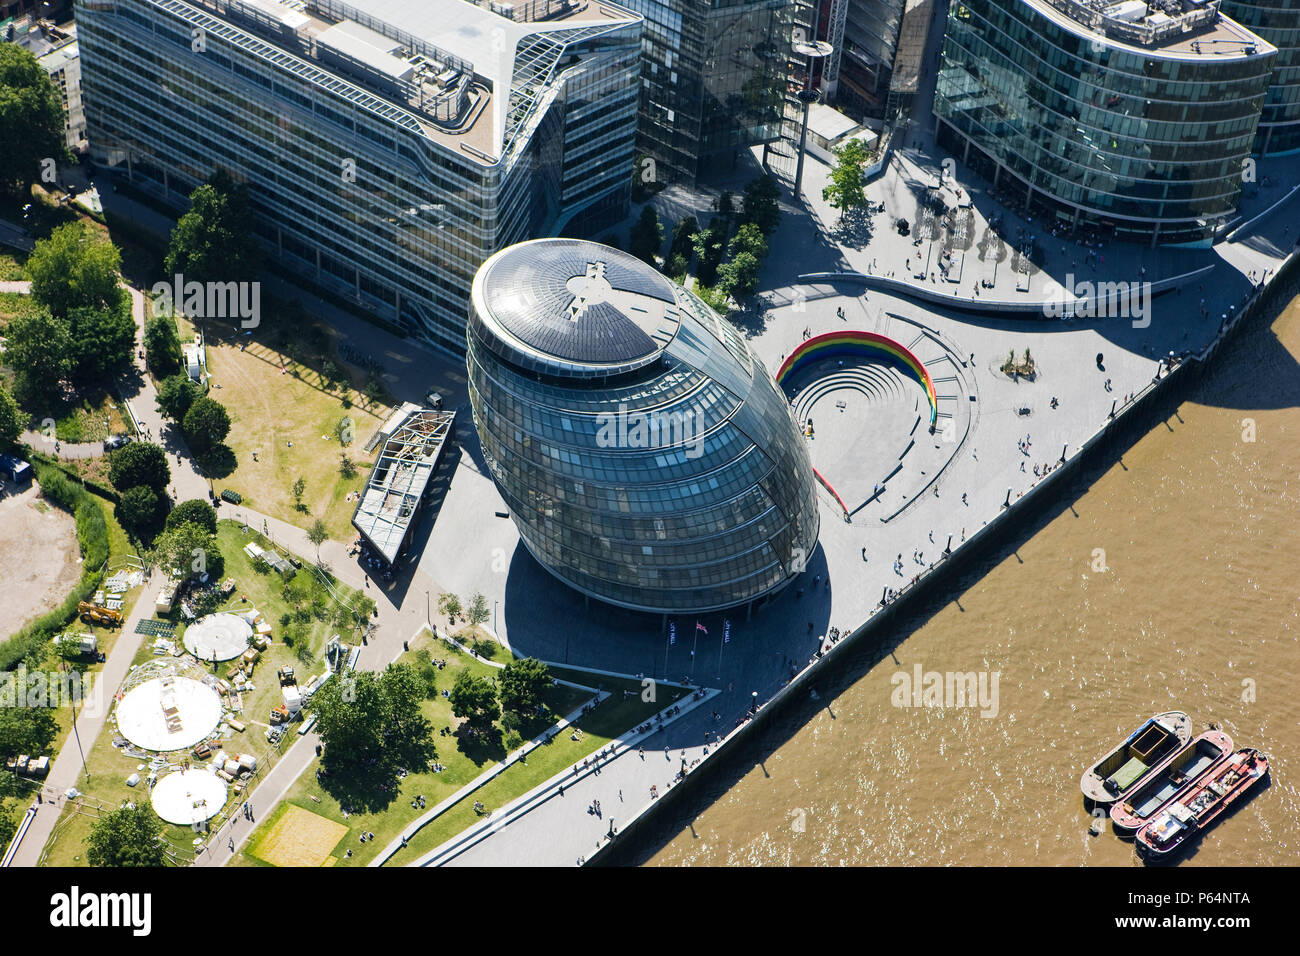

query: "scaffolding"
xmin=351 ymin=407 xmax=455 ymax=566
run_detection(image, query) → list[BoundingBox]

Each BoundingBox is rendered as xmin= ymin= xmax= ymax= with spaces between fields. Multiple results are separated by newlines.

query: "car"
xmin=104 ymin=434 xmax=133 ymax=450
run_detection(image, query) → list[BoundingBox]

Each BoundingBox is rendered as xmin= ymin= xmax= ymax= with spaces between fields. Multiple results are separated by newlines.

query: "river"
xmin=645 ymin=292 xmax=1300 ymax=866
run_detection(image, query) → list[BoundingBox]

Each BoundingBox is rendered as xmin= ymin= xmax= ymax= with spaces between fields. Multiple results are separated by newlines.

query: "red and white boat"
xmin=1109 ymin=730 xmax=1233 ymax=836
xmin=1135 ymin=748 xmax=1269 ymax=861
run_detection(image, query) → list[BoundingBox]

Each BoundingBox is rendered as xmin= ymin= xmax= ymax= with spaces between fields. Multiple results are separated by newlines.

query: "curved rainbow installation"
xmin=775 ymin=329 xmax=938 ymax=427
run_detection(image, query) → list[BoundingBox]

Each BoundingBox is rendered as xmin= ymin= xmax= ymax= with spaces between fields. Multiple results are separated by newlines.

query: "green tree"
xmin=108 ymin=442 xmax=170 ymax=494
xmin=0 ymin=43 xmax=66 ymax=200
xmin=713 ymin=190 xmax=736 ymax=227
xmin=66 ymin=299 xmax=135 ymax=382
xmin=691 ymin=218 xmax=728 ymax=287
xmin=307 ymin=518 xmax=329 ymax=562
xmin=291 ymin=476 xmax=306 ymax=512
xmin=164 ymin=498 xmax=217 ymax=535
xmin=339 ymin=454 xmax=356 ymax=479
xmin=741 ymin=174 xmax=782 ymax=236
xmin=85 ymin=803 xmax=167 ymax=867
xmin=27 ymin=223 xmax=125 ymax=319
xmin=0 ymin=382 xmax=22 ymax=451
xmin=436 ymin=592 xmax=462 ymax=623
xmin=164 ymin=169 xmax=258 ymax=287
xmin=144 ymin=314 xmax=184 ymax=378
xmin=117 ymin=485 xmax=165 ymax=541
xmin=449 ymin=670 xmax=499 ymax=730
xmin=628 ymin=204 xmax=663 ymax=264
xmin=182 ymin=395 xmax=230 ymax=455
xmin=716 ymin=251 xmax=761 ymax=299
xmin=313 ymin=665 xmax=433 ymax=779
xmin=155 ymin=373 xmax=202 ymax=422
xmin=498 ymin=656 xmax=551 ymax=718
xmin=0 ymin=800 xmax=15 ymax=852
xmin=668 ymin=215 xmax=698 ymax=262
xmin=822 ymin=139 xmax=872 ymax=221
xmin=2 ymin=306 xmax=72 ymax=404
xmin=0 ymin=703 xmax=58 ymax=765
xmin=148 ymin=519 xmax=221 ymax=579
xmin=466 ymin=592 xmax=489 ymax=627
xmin=727 ymin=222 xmax=769 ymax=262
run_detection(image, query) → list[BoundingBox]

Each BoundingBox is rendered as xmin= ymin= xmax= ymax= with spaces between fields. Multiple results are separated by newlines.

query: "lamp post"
xmin=792 ymin=38 xmax=833 ymax=199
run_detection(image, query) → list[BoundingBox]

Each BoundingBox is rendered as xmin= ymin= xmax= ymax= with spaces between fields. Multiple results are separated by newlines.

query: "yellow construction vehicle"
xmin=77 ymin=602 xmax=122 ymax=627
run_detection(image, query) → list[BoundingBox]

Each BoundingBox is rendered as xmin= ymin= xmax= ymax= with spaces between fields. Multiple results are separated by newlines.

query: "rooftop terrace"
xmin=1027 ymin=0 xmax=1274 ymax=58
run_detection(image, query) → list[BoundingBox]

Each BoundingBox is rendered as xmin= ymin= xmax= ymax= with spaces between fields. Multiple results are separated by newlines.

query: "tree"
xmin=312 ymin=665 xmax=433 ymax=778
xmin=728 ymin=222 xmax=769 ymax=262
xmin=822 ymin=139 xmax=872 ymax=221
xmin=0 ymin=800 xmax=14 ymax=853
xmin=0 ymin=382 xmax=22 ymax=451
xmin=165 ymin=498 xmax=217 ymax=535
xmin=498 ymin=657 xmax=551 ymax=718
xmin=291 ymin=476 xmax=306 ymax=512
xmin=339 ymin=454 xmax=357 ymax=480
xmin=0 ymin=43 xmax=66 ymax=200
xmin=716 ymin=251 xmax=761 ymax=299
xmin=437 ymin=592 xmax=462 ymax=623
xmin=2 ymin=306 xmax=72 ymax=404
xmin=164 ymin=169 xmax=259 ymax=287
xmin=0 ymin=703 xmax=58 ymax=765
xmin=307 ymin=519 xmax=329 ymax=562
xmin=628 ymin=205 xmax=663 ymax=264
xmin=449 ymin=670 xmax=499 ymax=730
xmin=692 ymin=218 xmax=728 ymax=287
xmin=108 ymin=441 xmax=170 ymax=495
xmin=182 ymin=395 xmax=230 ymax=454
xmin=144 ymin=315 xmax=184 ymax=378
xmin=117 ymin=485 xmax=165 ymax=541
xmin=27 ymin=223 xmax=125 ymax=319
xmin=741 ymin=174 xmax=782 ymax=237
xmin=86 ymin=803 xmax=167 ymax=867
xmin=148 ymin=520 xmax=221 ymax=579
xmin=66 ymin=299 xmax=135 ymax=383
xmin=466 ymin=592 xmax=489 ymax=627
xmin=156 ymin=373 xmax=202 ymax=422
xmin=713 ymin=190 xmax=736 ymax=226
xmin=668 ymin=216 xmax=698 ymax=263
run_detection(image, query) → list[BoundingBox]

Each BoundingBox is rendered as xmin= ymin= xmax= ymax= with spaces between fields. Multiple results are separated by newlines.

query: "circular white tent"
xmin=183 ymin=612 xmax=253 ymax=662
xmin=116 ymin=669 xmax=222 ymax=752
xmin=150 ymin=769 xmax=228 ymax=825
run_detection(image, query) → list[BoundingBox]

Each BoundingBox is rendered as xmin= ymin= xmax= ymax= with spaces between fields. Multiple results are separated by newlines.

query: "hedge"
xmin=0 ymin=463 xmax=113 ymax=671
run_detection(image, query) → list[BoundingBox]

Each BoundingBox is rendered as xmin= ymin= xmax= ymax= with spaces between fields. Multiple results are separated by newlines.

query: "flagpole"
xmin=691 ymin=624 xmax=699 ymax=682
xmin=718 ymin=621 xmax=725 ymax=683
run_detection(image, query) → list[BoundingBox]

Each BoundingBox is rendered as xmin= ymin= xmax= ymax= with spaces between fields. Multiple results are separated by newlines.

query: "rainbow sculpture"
xmin=775 ymin=329 xmax=938 ymax=427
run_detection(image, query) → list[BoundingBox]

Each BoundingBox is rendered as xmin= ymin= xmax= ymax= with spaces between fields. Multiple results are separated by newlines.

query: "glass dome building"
xmin=466 ymin=238 xmax=820 ymax=614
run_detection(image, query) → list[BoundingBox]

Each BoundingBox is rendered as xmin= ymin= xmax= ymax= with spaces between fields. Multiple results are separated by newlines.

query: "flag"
xmin=695 ymin=622 xmax=708 ymax=634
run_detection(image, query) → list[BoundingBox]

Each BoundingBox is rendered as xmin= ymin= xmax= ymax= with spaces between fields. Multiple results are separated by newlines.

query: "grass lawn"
xmin=0 ymin=250 xmax=25 ymax=281
xmin=0 ymin=290 xmax=40 ymax=333
xmin=379 ymin=664 xmax=687 ymax=866
xmin=36 ymin=520 xmax=362 ymax=866
xmin=201 ymin=332 xmax=391 ymax=542
xmin=234 ymin=630 xmax=604 ymax=868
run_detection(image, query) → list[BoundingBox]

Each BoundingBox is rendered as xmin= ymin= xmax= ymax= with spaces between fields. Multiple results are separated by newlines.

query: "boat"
xmin=1109 ymin=730 xmax=1233 ymax=835
xmin=1080 ymin=711 xmax=1192 ymax=805
xmin=1135 ymin=749 xmax=1269 ymax=861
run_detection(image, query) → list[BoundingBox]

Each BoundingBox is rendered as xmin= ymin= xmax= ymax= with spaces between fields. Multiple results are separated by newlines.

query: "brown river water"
xmin=646 ymin=294 xmax=1300 ymax=867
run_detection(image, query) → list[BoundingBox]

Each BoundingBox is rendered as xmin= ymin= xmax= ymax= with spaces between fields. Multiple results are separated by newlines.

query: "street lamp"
xmin=792 ymin=38 xmax=833 ymax=199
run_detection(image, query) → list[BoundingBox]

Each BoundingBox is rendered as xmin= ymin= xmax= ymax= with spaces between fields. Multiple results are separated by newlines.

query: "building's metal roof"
xmin=351 ymin=408 xmax=455 ymax=565
xmin=472 ymin=239 xmax=683 ymax=376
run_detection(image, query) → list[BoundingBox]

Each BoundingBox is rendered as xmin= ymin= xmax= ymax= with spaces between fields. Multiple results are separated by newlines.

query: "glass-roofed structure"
xmin=467 ymin=238 xmax=821 ymax=615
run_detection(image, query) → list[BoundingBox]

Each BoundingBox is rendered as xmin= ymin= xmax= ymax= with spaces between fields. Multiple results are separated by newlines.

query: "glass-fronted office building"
xmin=467 ymin=238 xmax=821 ymax=614
xmin=1220 ymin=0 xmax=1300 ymax=154
xmin=934 ymin=0 xmax=1276 ymax=245
xmin=616 ymin=0 xmax=791 ymax=183
xmin=77 ymin=0 xmax=642 ymax=354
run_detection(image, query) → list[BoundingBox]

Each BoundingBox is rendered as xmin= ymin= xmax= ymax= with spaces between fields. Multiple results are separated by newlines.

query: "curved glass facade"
xmin=1220 ymin=0 xmax=1300 ymax=154
xmin=467 ymin=239 xmax=820 ymax=614
xmin=934 ymin=0 xmax=1276 ymax=243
